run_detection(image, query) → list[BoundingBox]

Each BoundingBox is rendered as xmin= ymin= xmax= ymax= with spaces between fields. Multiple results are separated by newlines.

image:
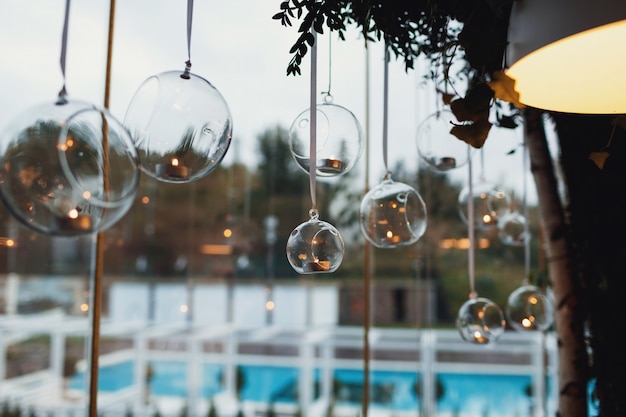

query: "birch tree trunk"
xmin=523 ymin=108 xmax=588 ymax=417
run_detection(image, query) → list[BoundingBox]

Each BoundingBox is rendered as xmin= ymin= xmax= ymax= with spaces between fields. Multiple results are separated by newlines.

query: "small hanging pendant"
xmin=286 ymin=209 xmax=345 ymax=274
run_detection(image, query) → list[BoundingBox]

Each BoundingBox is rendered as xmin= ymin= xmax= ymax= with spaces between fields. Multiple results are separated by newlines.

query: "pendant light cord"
xmin=382 ymin=46 xmax=390 ymax=177
xmin=58 ymin=0 xmax=71 ymax=100
xmin=467 ymin=146 xmax=476 ymax=298
xmin=309 ymin=30 xmax=318 ymax=213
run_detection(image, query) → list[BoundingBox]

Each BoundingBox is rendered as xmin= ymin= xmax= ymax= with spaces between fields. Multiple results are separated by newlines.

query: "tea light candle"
xmin=435 ymin=157 xmax=456 ymax=171
xmin=56 ymin=208 xmax=92 ymax=231
xmin=471 ymin=329 xmax=489 ymax=344
xmin=156 ymin=158 xmax=190 ymax=180
xmin=302 ymin=259 xmax=331 ymax=272
xmin=317 ymin=157 xmax=345 ymax=174
xmin=385 ymin=231 xmax=401 ymax=244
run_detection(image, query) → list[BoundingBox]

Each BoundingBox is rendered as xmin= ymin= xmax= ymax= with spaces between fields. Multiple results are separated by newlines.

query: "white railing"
xmin=0 ymin=314 xmax=557 ymax=417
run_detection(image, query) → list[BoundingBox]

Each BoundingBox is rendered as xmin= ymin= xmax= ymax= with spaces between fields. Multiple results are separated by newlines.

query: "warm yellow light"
xmin=82 ymin=191 xmax=91 ymax=199
xmin=265 ymin=300 xmax=275 ymax=311
xmin=68 ymin=209 xmax=79 ymax=219
xmin=171 ymin=158 xmax=180 ymax=167
xmin=529 ymin=296 xmax=538 ymax=305
xmin=522 ymin=318 xmax=533 ymax=328
xmin=508 ymin=20 xmax=626 ymax=113
xmin=223 ymin=228 xmax=232 ymax=238
xmin=80 ymin=303 xmax=89 ymax=312
xmin=199 ymin=244 xmax=233 ymax=255
xmin=141 ymin=196 xmax=150 ymax=204
xmin=482 ymin=214 xmax=492 ymax=224
xmin=438 ymin=238 xmax=490 ymax=249
xmin=386 ymin=231 xmax=393 ymax=238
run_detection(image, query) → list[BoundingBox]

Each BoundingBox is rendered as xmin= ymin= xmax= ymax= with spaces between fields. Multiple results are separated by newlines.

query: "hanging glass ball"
xmin=458 ymin=181 xmax=511 ymax=230
xmin=457 ymin=296 xmax=506 ymax=345
xmin=416 ymin=110 xmax=471 ymax=172
xmin=498 ymin=211 xmax=530 ymax=246
xmin=286 ymin=209 xmax=345 ymax=274
xmin=124 ymin=69 xmax=232 ymax=183
xmin=288 ymin=97 xmax=363 ymax=177
xmin=359 ymin=178 xmax=427 ymax=248
xmin=0 ymin=98 xmax=140 ymax=236
xmin=506 ymin=285 xmax=554 ymax=332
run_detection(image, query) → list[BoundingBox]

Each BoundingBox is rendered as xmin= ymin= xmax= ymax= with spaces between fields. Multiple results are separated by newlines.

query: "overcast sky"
xmin=0 ymin=0 xmax=544 ymax=204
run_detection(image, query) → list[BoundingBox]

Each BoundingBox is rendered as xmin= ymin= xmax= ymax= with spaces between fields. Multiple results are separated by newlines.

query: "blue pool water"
xmin=70 ymin=361 xmax=537 ymax=414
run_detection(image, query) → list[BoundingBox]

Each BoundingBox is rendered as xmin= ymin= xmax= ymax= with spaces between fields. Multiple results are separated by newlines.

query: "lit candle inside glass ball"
xmin=360 ymin=179 xmax=427 ymax=248
xmin=498 ymin=212 xmax=530 ymax=246
xmin=416 ymin=110 xmax=471 ymax=172
xmin=286 ymin=211 xmax=344 ymax=274
xmin=458 ymin=182 xmax=511 ymax=230
xmin=506 ymin=285 xmax=554 ymax=332
xmin=124 ymin=70 xmax=232 ymax=184
xmin=288 ymin=102 xmax=363 ymax=178
xmin=457 ymin=296 xmax=506 ymax=345
xmin=0 ymin=99 xmax=139 ymax=236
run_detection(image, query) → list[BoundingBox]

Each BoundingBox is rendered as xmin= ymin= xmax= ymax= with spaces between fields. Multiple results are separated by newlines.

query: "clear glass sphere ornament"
xmin=458 ymin=181 xmax=511 ymax=230
xmin=456 ymin=295 xmax=506 ymax=345
xmin=124 ymin=67 xmax=232 ymax=183
xmin=288 ymin=96 xmax=363 ymax=177
xmin=506 ymin=285 xmax=554 ymax=332
xmin=416 ymin=110 xmax=471 ymax=172
xmin=498 ymin=211 xmax=530 ymax=246
xmin=286 ymin=209 xmax=345 ymax=274
xmin=359 ymin=177 xmax=427 ymax=248
xmin=0 ymin=98 xmax=140 ymax=236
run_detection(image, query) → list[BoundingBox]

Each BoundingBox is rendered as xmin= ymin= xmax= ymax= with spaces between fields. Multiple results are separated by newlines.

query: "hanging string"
xmin=479 ymin=147 xmax=486 ymax=181
xmin=522 ymin=132 xmax=531 ymax=284
xmin=182 ymin=0 xmax=194 ymax=78
xmin=322 ymin=32 xmax=332 ymax=101
xmin=382 ymin=45 xmax=390 ymax=177
xmin=362 ymin=39 xmax=371 ymax=417
xmin=467 ymin=146 xmax=476 ymax=298
xmin=309 ymin=30 xmax=318 ymax=213
xmin=58 ymin=0 xmax=71 ymax=101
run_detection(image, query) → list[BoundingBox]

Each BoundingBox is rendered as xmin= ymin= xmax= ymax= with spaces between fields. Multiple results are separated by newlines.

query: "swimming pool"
xmin=69 ymin=361 xmax=537 ymax=415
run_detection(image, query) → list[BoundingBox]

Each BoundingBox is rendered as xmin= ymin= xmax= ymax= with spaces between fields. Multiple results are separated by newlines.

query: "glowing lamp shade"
xmin=457 ymin=296 xmax=506 ymax=345
xmin=124 ymin=70 xmax=232 ymax=183
xmin=360 ymin=179 xmax=427 ymax=248
xmin=0 ymin=99 xmax=140 ymax=236
xmin=286 ymin=211 xmax=345 ymax=274
xmin=507 ymin=0 xmax=626 ymax=113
